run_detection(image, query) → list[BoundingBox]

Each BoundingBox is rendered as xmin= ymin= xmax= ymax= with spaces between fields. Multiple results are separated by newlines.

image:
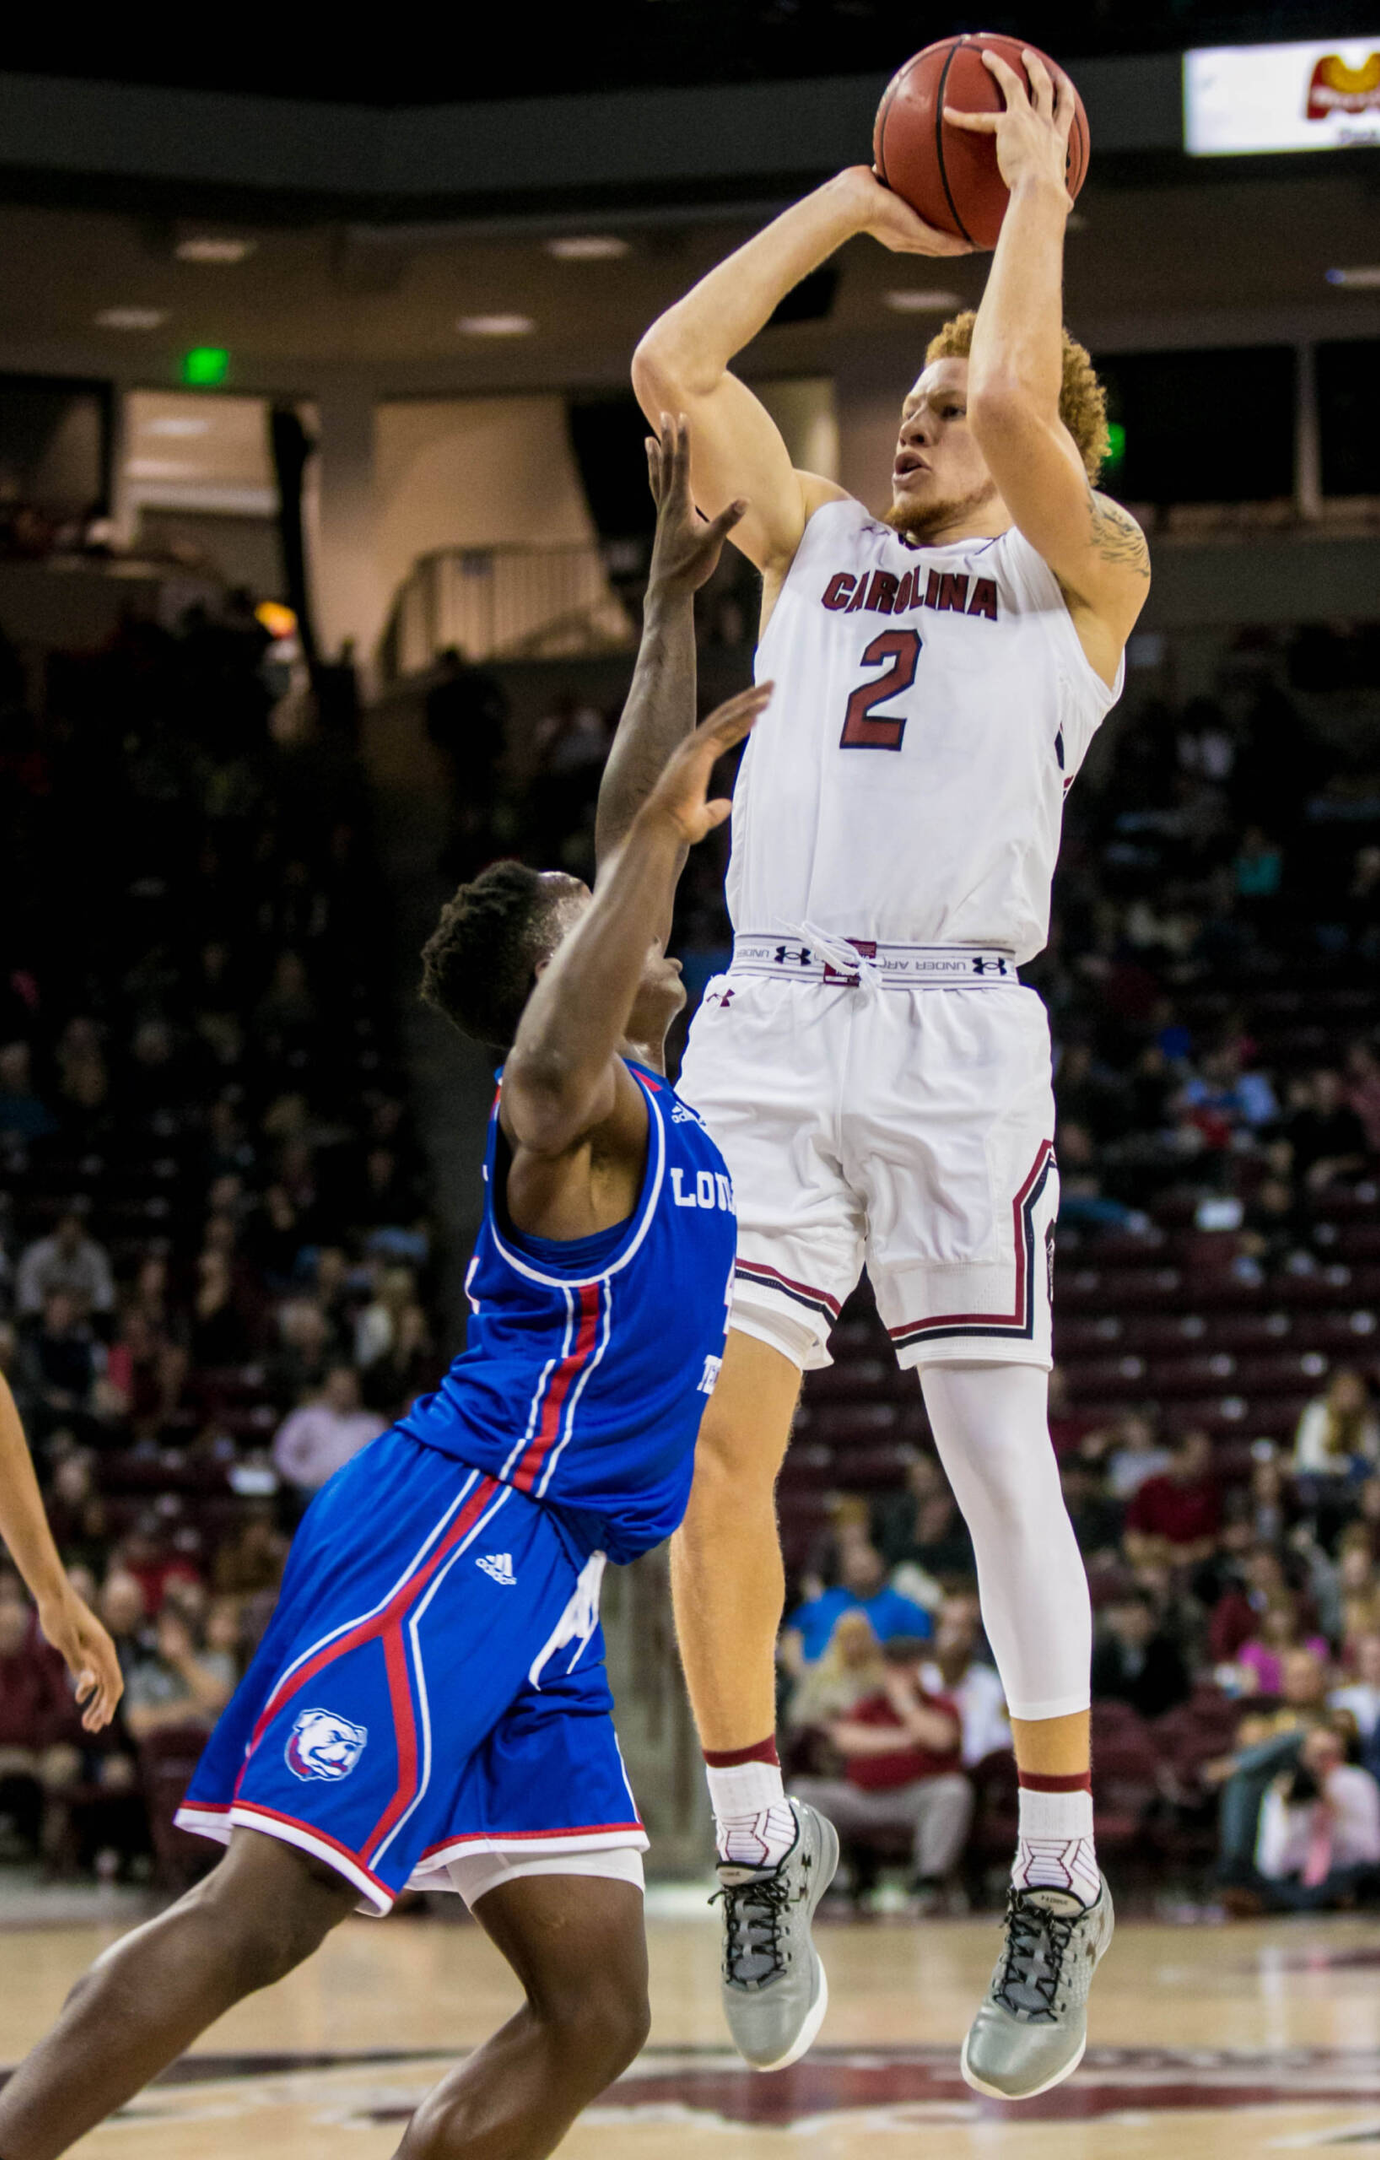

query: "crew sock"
xmin=1011 ymin=1771 xmax=1099 ymax=1907
xmin=704 ymin=1737 xmax=796 ymax=1869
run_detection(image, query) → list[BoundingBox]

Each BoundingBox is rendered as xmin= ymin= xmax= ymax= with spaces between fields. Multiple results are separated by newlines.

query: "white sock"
xmin=1012 ymin=1785 xmax=1100 ymax=1907
xmin=705 ymin=1760 xmax=796 ymax=1869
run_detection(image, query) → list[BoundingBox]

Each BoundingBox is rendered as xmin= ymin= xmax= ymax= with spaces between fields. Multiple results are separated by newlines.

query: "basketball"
xmin=873 ymin=32 xmax=1090 ymax=252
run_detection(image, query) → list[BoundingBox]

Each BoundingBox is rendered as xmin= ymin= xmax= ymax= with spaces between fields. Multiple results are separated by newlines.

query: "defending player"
xmin=634 ymin=52 xmax=1149 ymax=2098
xmin=0 ymin=429 xmax=764 ymax=2160
xmin=0 ymin=1371 xmax=122 ymax=1732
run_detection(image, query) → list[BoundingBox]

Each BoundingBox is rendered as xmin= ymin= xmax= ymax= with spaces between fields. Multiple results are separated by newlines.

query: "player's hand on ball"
xmin=38 ymin=1585 xmax=124 ymax=1732
xmin=646 ymin=414 xmax=747 ymax=597
xmin=944 ymin=47 xmax=1076 ymax=206
xmin=639 ymin=682 xmax=771 ymax=846
xmin=839 ymin=165 xmax=972 ymax=256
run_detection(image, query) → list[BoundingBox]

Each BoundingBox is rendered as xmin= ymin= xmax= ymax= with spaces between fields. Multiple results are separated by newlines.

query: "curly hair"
xmin=420 ymin=860 xmax=558 ymax=1051
xmin=925 ymin=311 xmax=1111 ymax=485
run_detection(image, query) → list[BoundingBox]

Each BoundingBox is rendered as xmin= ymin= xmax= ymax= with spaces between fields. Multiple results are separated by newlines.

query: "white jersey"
xmin=729 ymin=498 xmax=1124 ymax=966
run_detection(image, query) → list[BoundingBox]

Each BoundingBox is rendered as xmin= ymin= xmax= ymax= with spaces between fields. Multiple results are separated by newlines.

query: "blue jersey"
xmin=401 ymin=1061 xmax=736 ymax=1564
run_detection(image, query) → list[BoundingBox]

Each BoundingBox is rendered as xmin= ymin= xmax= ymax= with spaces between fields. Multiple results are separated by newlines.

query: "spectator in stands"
xmin=189 ymin=1250 xmax=255 ymax=1367
xmin=1344 ymin=1040 xmax=1380 ymax=1154
xmin=1211 ymin=1649 xmax=1337 ymax=1895
xmin=1060 ymin=1455 xmax=1124 ymax=1560
xmin=1102 ymin=1412 xmax=1172 ymax=1501
xmin=1253 ymin=1722 xmax=1380 ymax=1912
xmin=103 ymin=1307 xmax=185 ymax=1441
xmin=1235 ymin=1592 xmax=1329 ymax=1697
xmin=885 ymin=1488 xmax=975 ymax=1604
xmin=0 ymin=1041 xmax=58 ymax=1147
xmin=919 ymin=1588 xmax=1011 ymax=1767
xmin=1091 ymin=1589 xmax=1192 ymax=1718
xmin=271 ymin=1363 xmax=386 ymax=1498
xmin=269 ymin=1298 xmax=334 ymax=1407
xmin=16 ymin=1210 xmax=114 ymax=1321
xmin=112 ymin=1514 xmax=200 ymax=1619
xmin=1055 ymin=1119 xmax=1145 ymax=1232
xmin=1294 ymin=1370 xmax=1380 ymax=1482
xmin=122 ymin=1606 xmax=234 ymax=1741
xmin=872 ymin=1454 xmax=945 ymax=1571
xmin=1287 ymin=1069 xmax=1370 ymax=1192
xmin=779 ymin=1539 xmax=932 ymax=1677
xmin=359 ymin=1299 xmax=436 ymax=1417
xmin=16 ymin=1291 xmax=97 ymax=1436
xmin=97 ymin=1572 xmax=150 ymax=1681
xmin=55 ymin=1018 xmax=109 ymax=1120
xmin=1124 ymin=1429 xmax=1222 ymax=1566
xmin=784 ymin=1610 xmax=887 ymax=1735
xmin=1180 ymin=1042 xmax=1278 ymax=1137
xmin=1209 ymin=1542 xmax=1290 ymax=1663
xmin=791 ymin=1638 xmax=971 ymax=1906
xmin=0 ymin=1590 xmax=82 ymax=1859
xmin=1334 ymin=1536 xmax=1380 ymax=1654
xmin=1331 ymin=1631 xmax=1380 ymax=1776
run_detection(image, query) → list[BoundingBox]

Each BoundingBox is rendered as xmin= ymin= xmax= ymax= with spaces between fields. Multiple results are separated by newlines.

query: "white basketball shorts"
xmin=677 ymin=959 xmax=1058 ymax=1375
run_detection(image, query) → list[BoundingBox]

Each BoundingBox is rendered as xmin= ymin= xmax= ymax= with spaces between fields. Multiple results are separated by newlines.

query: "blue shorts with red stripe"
xmin=176 ymin=1429 xmax=645 ymax=1914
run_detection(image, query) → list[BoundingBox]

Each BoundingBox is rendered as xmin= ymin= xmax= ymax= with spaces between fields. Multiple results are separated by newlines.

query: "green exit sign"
xmin=182 ymin=346 xmax=229 ymax=387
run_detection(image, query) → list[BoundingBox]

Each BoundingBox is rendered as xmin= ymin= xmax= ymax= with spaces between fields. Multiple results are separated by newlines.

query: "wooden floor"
xmin=5 ymin=1897 xmax=1380 ymax=2155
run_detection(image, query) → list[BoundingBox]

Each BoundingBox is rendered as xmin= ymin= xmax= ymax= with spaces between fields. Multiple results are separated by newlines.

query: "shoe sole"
xmin=744 ymin=1809 xmax=841 ymax=2075
xmin=959 ymin=2027 xmax=1086 ymax=2102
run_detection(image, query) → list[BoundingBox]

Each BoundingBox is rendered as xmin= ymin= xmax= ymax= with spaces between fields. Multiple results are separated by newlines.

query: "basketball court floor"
xmin=4 ymin=1887 xmax=1380 ymax=2156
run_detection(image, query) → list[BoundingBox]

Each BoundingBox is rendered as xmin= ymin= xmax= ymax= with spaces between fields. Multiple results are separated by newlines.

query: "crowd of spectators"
xmin=0 ymin=598 xmax=441 ymax=1878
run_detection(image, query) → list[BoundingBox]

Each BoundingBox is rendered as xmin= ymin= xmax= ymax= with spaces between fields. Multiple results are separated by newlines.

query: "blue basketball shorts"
xmin=177 ymin=1428 xmax=646 ymax=1914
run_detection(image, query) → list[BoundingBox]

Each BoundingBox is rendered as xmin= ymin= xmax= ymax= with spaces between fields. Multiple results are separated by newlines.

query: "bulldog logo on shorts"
xmin=285 ymin=1706 xmax=368 ymax=1782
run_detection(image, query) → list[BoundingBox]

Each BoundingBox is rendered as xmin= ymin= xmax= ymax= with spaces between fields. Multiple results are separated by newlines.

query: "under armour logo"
xmin=774 ymin=945 xmax=812 ymax=967
xmin=971 ymin=956 xmax=1008 ymax=976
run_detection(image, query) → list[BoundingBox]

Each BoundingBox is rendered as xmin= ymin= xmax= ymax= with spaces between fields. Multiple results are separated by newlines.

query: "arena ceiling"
xmin=1 ymin=3 xmax=1377 ymax=100
xmin=0 ymin=166 xmax=1376 ymax=401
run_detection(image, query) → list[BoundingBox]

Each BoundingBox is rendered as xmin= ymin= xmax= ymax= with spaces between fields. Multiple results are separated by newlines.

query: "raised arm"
xmin=632 ymin=173 xmax=966 ymax=579
xmin=503 ymin=682 xmax=770 ymax=1158
xmin=0 ymin=1372 xmax=122 ymax=1730
xmin=593 ymin=415 xmax=746 ymax=924
xmin=950 ymin=50 xmax=1149 ymax=678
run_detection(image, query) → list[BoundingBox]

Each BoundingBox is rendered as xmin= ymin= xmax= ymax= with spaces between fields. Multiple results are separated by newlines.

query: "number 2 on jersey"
xmin=839 ymin=629 xmax=922 ymax=752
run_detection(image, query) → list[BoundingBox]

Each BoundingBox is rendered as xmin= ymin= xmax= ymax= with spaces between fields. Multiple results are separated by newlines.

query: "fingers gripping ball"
xmin=874 ymin=33 xmax=1089 ymax=252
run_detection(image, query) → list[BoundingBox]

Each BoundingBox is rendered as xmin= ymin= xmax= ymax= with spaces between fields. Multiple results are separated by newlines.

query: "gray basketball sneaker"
xmin=961 ymin=1876 xmax=1115 ymax=2101
xmin=712 ymin=1798 xmax=840 ymax=2072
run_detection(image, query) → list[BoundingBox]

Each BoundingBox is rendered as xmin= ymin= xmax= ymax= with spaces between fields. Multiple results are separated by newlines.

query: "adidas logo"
xmin=477 ymin=1553 xmax=516 ymax=1586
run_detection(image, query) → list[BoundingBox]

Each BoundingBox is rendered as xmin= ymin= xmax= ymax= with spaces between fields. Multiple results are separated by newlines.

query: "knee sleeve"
xmin=919 ymin=1362 xmax=1090 ymax=1722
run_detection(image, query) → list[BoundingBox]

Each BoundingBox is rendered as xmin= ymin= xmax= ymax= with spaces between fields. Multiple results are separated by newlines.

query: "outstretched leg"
xmin=0 ymin=1829 xmax=357 ymax=2160
xmin=395 ymin=1873 xmax=649 ymax=2160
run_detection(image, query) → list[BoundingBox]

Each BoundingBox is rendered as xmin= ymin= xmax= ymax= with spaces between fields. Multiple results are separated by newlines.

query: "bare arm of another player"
xmin=633 ymin=175 xmax=967 ymax=577
xmin=593 ymin=416 xmax=746 ymax=940
xmin=0 ymin=1371 xmax=122 ymax=1730
xmin=950 ymin=50 xmax=1149 ymax=676
xmin=503 ymin=683 xmax=771 ymax=1158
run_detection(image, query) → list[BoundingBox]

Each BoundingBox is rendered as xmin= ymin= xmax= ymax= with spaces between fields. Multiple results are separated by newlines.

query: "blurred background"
xmin=0 ymin=4 xmax=1378 ymax=1924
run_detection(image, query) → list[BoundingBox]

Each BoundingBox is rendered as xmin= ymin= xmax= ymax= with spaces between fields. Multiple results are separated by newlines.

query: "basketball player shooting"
xmin=0 ymin=432 xmax=765 ymax=2160
xmin=634 ymin=49 xmax=1150 ymax=2099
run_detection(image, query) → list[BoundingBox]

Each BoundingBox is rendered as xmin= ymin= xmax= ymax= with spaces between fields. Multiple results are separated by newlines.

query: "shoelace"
xmin=992 ymin=1891 xmax=1078 ymax=2023
xmin=783 ymin=920 xmax=885 ymax=994
xmin=711 ymin=1868 xmax=794 ymax=1988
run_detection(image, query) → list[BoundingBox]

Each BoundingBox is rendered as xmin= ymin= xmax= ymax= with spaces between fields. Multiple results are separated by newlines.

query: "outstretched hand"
xmin=944 ymin=47 xmax=1075 ymax=206
xmin=646 ymin=414 xmax=747 ymax=598
xmin=38 ymin=1585 xmax=123 ymax=1732
xmin=637 ymin=681 xmax=771 ymax=846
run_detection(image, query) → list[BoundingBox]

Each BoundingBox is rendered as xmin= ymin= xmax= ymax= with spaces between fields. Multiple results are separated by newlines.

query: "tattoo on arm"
xmin=1088 ymin=489 xmax=1150 ymax=580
